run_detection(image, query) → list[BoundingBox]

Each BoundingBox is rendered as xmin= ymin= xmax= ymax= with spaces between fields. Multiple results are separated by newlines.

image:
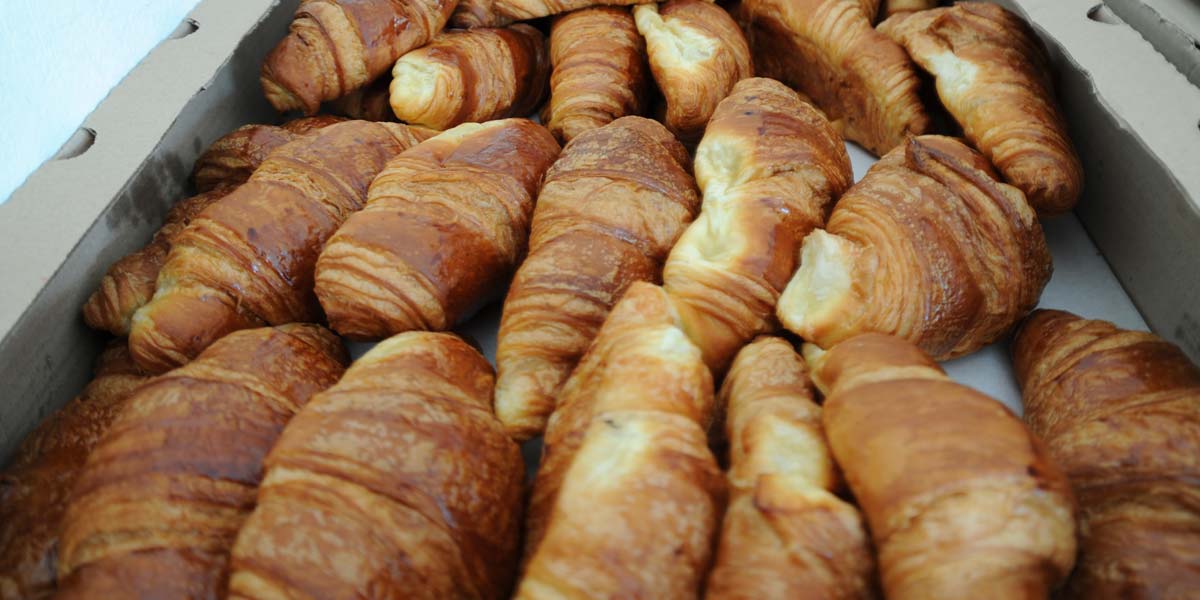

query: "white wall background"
xmin=0 ymin=1 xmax=200 ymax=204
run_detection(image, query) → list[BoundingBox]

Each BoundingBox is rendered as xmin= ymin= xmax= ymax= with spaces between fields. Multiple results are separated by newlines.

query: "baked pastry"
xmin=55 ymin=325 xmax=346 ymax=599
xmin=663 ymin=77 xmax=852 ymax=372
xmin=0 ymin=344 xmax=148 ymax=600
xmin=193 ymin=125 xmax=293 ymax=193
xmin=810 ymin=333 xmax=1076 ymax=599
xmin=315 ymin=118 xmax=560 ymax=339
xmin=389 ymin=25 xmax=549 ymax=130
xmin=880 ymin=3 xmax=1083 ymax=214
xmin=634 ymin=0 xmax=752 ymax=141
xmin=325 ymin=74 xmax=398 ymax=121
xmin=518 ymin=282 xmax=723 ymax=598
xmin=279 ymin=114 xmax=348 ymax=134
xmin=261 ymin=0 xmax=456 ymax=114
xmin=736 ymin=0 xmax=928 ymax=155
xmin=453 ymin=0 xmax=642 ymax=28
xmin=82 ymin=186 xmax=233 ymax=336
xmin=882 ymin=0 xmax=936 ymax=17
xmin=1013 ymin=309 xmax=1200 ymax=598
xmin=777 ymin=135 xmax=1050 ymax=360
xmin=542 ymin=7 xmax=648 ymax=143
xmin=494 ymin=116 xmax=700 ymax=441
xmin=228 ymin=332 xmax=524 ymax=599
xmin=706 ymin=336 xmax=875 ymax=600
xmin=129 ymin=121 xmax=426 ymax=373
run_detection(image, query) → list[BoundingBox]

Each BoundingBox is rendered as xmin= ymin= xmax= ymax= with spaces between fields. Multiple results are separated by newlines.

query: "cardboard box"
xmin=0 ymin=0 xmax=1196 ymax=462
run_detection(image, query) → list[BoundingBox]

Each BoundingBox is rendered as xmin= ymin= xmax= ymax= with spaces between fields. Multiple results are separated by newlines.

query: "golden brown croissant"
xmin=261 ymin=0 xmax=457 ymax=114
xmin=0 ymin=344 xmax=148 ymax=600
xmin=228 ymin=332 xmax=524 ymax=599
xmin=1013 ymin=309 xmax=1200 ymax=598
xmin=880 ymin=3 xmax=1083 ymax=214
xmin=542 ymin=7 xmax=648 ymax=144
xmin=82 ymin=185 xmax=233 ymax=336
xmin=452 ymin=0 xmax=642 ymax=28
xmin=518 ymin=282 xmax=723 ymax=598
xmin=128 ymin=121 xmax=425 ymax=373
xmin=736 ymin=0 xmax=929 ymax=155
xmin=192 ymin=117 xmax=346 ymax=193
xmin=315 ymin=119 xmax=560 ymax=340
xmin=882 ymin=0 xmax=936 ymax=17
xmin=809 ymin=333 xmax=1076 ymax=599
xmin=777 ymin=135 xmax=1050 ymax=360
xmin=494 ymin=116 xmax=700 ymax=441
xmin=389 ymin=25 xmax=549 ymax=130
xmin=325 ymin=74 xmax=398 ymax=121
xmin=634 ymin=0 xmax=753 ymax=141
xmin=55 ymin=324 xmax=346 ymax=599
xmin=705 ymin=336 xmax=876 ymax=600
xmin=279 ymin=114 xmax=348 ymax=135
xmin=663 ymin=77 xmax=851 ymax=373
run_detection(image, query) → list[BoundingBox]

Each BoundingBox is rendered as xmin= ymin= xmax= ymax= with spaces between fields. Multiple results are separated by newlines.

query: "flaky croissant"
xmin=261 ymin=0 xmax=456 ymax=114
xmin=192 ymin=116 xmax=345 ymax=193
xmin=518 ymin=282 xmax=722 ymax=598
xmin=0 ymin=343 xmax=148 ymax=600
xmin=663 ymin=77 xmax=851 ymax=373
xmin=882 ymin=0 xmax=936 ymax=17
xmin=494 ymin=116 xmax=700 ymax=441
xmin=1013 ymin=309 xmax=1200 ymax=598
xmin=777 ymin=135 xmax=1051 ymax=360
xmin=542 ymin=7 xmax=648 ymax=143
xmin=325 ymin=74 xmax=398 ymax=121
xmin=389 ymin=25 xmax=549 ymax=130
xmin=881 ymin=3 xmax=1081 ymax=214
xmin=315 ymin=119 xmax=560 ymax=339
xmin=229 ymin=332 xmax=524 ymax=599
xmin=129 ymin=121 xmax=426 ymax=373
xmin=809 ymin=333 xmax=1076 ymax=599
xmin=453 ymin=0 xmax=642 ymax=28
xmin=736 ymin=0 xmax=928 ymax=155
xmin=706 ymin=336 xmax=876 ymax=600
xmin=55 ymin=325 xmax=346 ymax=599
xmin=634 ymin=0 xmax=753 ymax=141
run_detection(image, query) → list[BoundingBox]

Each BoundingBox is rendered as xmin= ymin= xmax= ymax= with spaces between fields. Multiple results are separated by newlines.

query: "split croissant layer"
xmin=810 ymin=333 xmax=1077 ymax=599
xmin=494 ymin=116 xmax=700 ymax=441
xmin=1013 ymin=309 xmax=1200 ymax=599
xmin=228 ymin=332 xmax=524 ymax=599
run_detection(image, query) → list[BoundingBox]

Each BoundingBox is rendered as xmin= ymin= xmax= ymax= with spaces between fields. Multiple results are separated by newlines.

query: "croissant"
xmin=82 ymin=186 xmax=233 ymax=336
xmin=279 ymin=114 xmax=348 ymax=135
xmin=325 ymin=74 xmax=398 ymax=121
xmin=192 ymin=116 xmax=347 ymax=192
xmin=777 ymin=135 xmax=1051 ymax=360
xmin=880 ymin=3 xmax=1083 ymax=214
xmin=518 ymin=282 xmax=723 ymax=598
xmin=542 ymin=7 xmax=648 ymax=144
xmin=1013 ymin=309 xmax=1200 ymax=598
xmin=634 ymin=0 xmax=752 ymax=141
xmin=261 ymin=0 xmax=457 ymax=114
xmin=736 ymin=0 xmax=928 ymax=155
xmin=663 ymin=77 xmax=851 ymax=373
xmin=315 ymin=119 xmax=559 ymax=339
xmin=389 ymin=25 xmax=549 ymax=130
xmin=882 ymin=0 xmax=936 ymax=17
xmin=0 ymin=344 xmax=148 ymax=600
xmin=55 ymin=325 xmax=346 ymax=599
xmin=228 ymin=332 xmax=523 ymax=599
xmin=129 ymin=121 xmax=425 ymax=373
xmin=453 ymin=0 xmax=642 ymax=28
xmin=809 ymin=333 xmax=1076 ymax=598
xmin=705 ymin=336 xmax=876 ymax=600
xmin=494 ymin=116 xmax=700 ymax=441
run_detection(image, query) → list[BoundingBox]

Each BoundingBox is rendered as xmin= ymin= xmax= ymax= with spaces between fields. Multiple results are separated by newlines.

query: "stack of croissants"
xmin=3 ymin=0 xmax=1198 ymax=598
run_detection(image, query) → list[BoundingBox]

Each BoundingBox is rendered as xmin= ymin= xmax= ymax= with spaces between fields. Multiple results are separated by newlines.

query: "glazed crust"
xmin=777 ymin=135 xmax=1051 ymax=360
xmin=389 ymin=25 xmax=549 ymax=130
xmin=812 ymin=333 xmax=1077 ymax=599
xmin=128 ymin=121 xmax=426 ymax=373
xmin=517 ymin=282 xmax=722 ymax=599
xmin=192 ymin=125 xmax=295 ymax=193
xmin=452 ymin=0 xmax=643 ymax=28
xmin=634 ymin=0 xmax=753 ymax=141
xmin=663 ymin=78 xmax=851 ymax=372
xmin=315 ymin=119 xmax=560 ymax=339
xmin=261 ymin=0 xmax=456 ymax=114
xmin=228 ymin=332 xmax=524 ymax=599
xmin=705 ymin=337 xmax=876 ymax=600
xmin=881 ymin=3 xmax=1082 ymax=214
xmin=1013 ymin=309 xmax=1200 ymax=599
xmin=0 ymin=344 xmax=149 ymax=600
xmin=55 ymin=325 xmax=347 ymax=599
xmin=494 ymin=116 xmax=700 ymax=441
xmin=737 ymin=0 xmax=928 ymax=155
xmin=542 ymin=7 xmax=648 ymax=143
